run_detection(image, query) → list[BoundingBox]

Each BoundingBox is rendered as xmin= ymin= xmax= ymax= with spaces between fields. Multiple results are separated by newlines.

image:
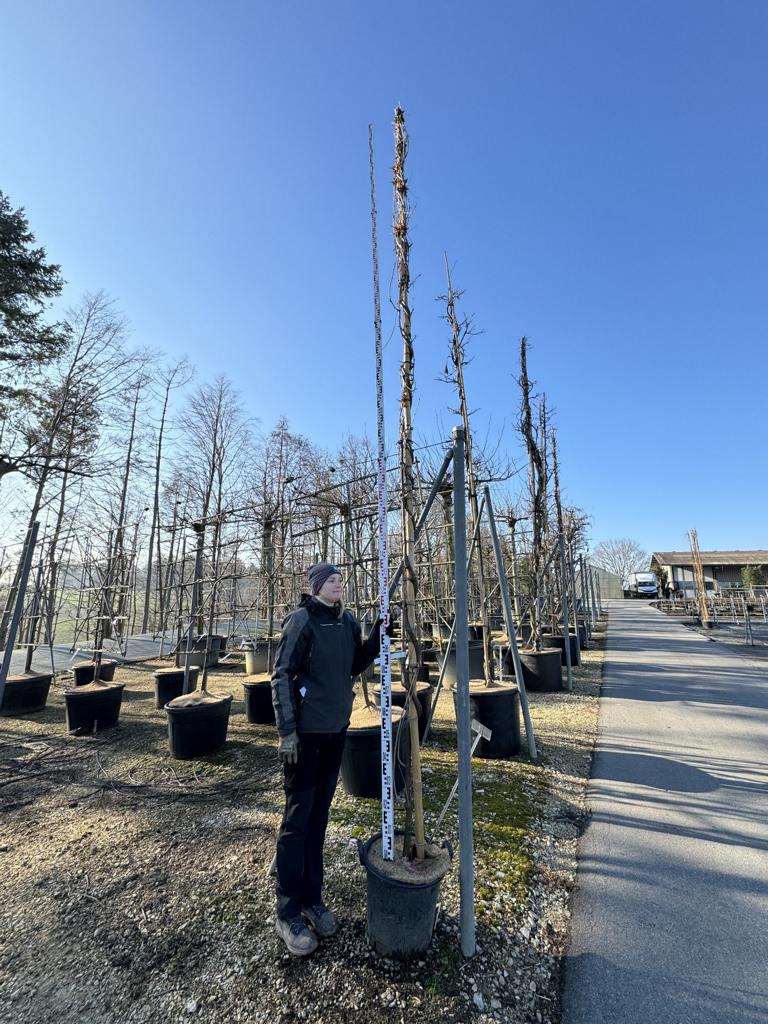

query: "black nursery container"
xmin=73 ymin=660 xmax=117 ymax=686
xmin=153 ymin=667 xmax=199 ymax=709
xmin=65 ymin=682 xmax=125 ymax=733
xmin=372 ymin=681 xmax=432 ymax=741
xmin=542 ymin=633 xmax=581 ymax=667
xmin=243 ymin=676 xmax=276 ymax=724
xmin=441 ymin=640 xmax=485 ymax=687
xmin=466 ymin=682 xmax=521 ymax=758
xmin=165 ymin=692 xmax=233 ymax=759
xmin=0 ymin=672 xmax=53 ymax=716
xmin=518 ymin=648 xmax=563 ymax=692
xmin=340 ymin=706 xmax=409 ymax=798
xmin=357 ymin=831 xmax=452 ymax=957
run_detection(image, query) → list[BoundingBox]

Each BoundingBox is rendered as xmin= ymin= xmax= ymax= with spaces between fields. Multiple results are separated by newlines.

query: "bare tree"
xmin=517 ymin=337 xmax=547 ymax=649
xmin=142 ymin=358 xmax=194 ymax=631
xmin=392 ymin=105 xmax=424 ymax=861
xmin=591 ymin=537 xmax=648 ymax=583
xmin=439 ymin=256 xmax=493 ymax=684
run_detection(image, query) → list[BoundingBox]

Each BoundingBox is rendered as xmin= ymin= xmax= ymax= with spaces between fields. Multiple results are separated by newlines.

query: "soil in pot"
xmin=340 ymin=705 xmax=409 ymax=798
xmin=358 ymin=832 xmax=452 ymax=958
xmin=73 ymin=660 xmax=117 ymax=686
xmin=65 ymin=681 xmax=125 ymax=734
xmin=462 ymin=680 xmax=520 ymax=758
xmin=243 ymin=672 xmax=276 ymax=724
xmin=372 ymin=681 xmax=432 ymax=741
xmin=165 ymin=690 xmax=233 ymax=759
xmin=153 ymin=667 xmax=199 ymax=709
xmin=0 ymin=672 xmax=53 ymax=716
xmin=518 ymin=647 xmax=563 ymax=692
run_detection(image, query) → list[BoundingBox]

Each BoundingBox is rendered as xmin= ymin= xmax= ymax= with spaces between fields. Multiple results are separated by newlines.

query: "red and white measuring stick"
xmin=369 ymin=126 xmax=394 ymax=861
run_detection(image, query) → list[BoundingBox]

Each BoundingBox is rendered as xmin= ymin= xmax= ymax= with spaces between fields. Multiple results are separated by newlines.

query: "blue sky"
xmin=2 ymin=1 xmax=766 ymax=555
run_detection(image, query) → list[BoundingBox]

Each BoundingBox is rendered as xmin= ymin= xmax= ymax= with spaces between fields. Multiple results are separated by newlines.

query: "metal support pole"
xmin=589 ymin=565 xmax=599 ymax=624
xmin=452 ymin=427 xmax=475 ymax=959
xmin=0 ymin=522 xmax=40 ymax=702
xmin=568 ymin=542 xmax=584 ymax=654
xmin=421 ymin=493 xmax=484 ymax=744
xmin=23 ymin=561 xmax=44 ymax=674
xmin=558 ymin=533 xmax=574 ymax=691
xmin=579 ymin=555 xmax=591 ymax=639
xmin=184 ymin=524 xmax=206 ymax=694
xmin=483 ymin=486 xmax=537 ymax=759
xmin=388 ymin=447 xmax=453 ymax=599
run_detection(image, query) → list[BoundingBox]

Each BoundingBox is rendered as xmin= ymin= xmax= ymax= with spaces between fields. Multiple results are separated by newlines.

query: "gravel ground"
xmin=0 ymin=617 xmax=606 ymax=1024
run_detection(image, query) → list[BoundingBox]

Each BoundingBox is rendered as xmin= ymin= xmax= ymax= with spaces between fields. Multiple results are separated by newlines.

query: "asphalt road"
xmin=561 ymin=600 xmax=768 ymax=1024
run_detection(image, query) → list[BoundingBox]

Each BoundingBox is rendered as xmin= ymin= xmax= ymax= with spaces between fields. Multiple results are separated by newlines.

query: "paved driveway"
xmin=561 ymin=600 xmax=768 ymax=1024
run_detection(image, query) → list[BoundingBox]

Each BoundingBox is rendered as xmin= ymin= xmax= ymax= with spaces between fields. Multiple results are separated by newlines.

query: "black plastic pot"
xmin=175 ymin=650 xmax=208 ymax=670
xmin=165 ymin=692 xmax=233 ymax=759
xmin=466 ymin=683 xmax=520 ymax=758
xmin=518 ymin=648 xmax=563 ymax=692
xmin=0 ymin=672 xmax=53 ymax=716
xmin=65 ymin=682 xmax=124 ymax=733
xmin=153 ymin=667 xmax=199 ymax=709
xmin=515 ymin=622 xmax=533 ymax=645
xmin=195 ymin=634 xmax=222 ymax=665
xmin=243 ymin=678 xmax=276 ymax=724
xmin=357 ymin=831 xmax=452 ymax=957
xmin=244 ymin=645 xmax=270 ymax=675
xmin=340 ymin=708 xmax=409 ymax=798
xmin=422 ymin=647 xmax=439 ymax=667
xmin=441 ymin=640 xmax=485 ymax=687
xmin=372 ymin=681 xmax=432 ymax=741
xmin=542 ymin=633 xmax=581 ymax=667
xmin=72 ymin=660 xmax=117 ymax=686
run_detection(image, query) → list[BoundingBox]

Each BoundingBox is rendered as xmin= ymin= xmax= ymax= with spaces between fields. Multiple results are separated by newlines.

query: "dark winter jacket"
xmin=271 ymin=595 xmax=380 ymax=737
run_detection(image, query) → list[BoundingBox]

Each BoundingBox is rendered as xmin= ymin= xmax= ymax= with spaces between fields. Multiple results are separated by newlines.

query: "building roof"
xmin=651 ymin=551 xmax=768 ymax=566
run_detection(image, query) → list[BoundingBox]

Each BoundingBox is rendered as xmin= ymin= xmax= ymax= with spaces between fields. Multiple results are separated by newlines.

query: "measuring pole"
xmin=369 ymin=126 xmax=394 ymax=860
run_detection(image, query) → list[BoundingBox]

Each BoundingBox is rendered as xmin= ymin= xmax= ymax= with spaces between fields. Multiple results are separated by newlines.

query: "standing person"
xmin=271 ymin=562 xmax=385 ymax=956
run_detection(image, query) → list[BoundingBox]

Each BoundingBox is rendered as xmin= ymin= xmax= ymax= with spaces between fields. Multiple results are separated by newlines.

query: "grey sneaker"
xmin=275 ymin=916 xmax=318 ymax=956
xmin=302 ymin=902 xmax=337 ymax=938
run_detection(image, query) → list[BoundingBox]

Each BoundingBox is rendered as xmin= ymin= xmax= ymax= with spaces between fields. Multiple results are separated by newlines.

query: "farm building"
xmin=650 ymin=550 xmax=768 ymax=595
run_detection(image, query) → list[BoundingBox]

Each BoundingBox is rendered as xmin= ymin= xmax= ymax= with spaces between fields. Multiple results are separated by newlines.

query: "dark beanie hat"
xmin=308 ymin=562 xmax=341 ymax=596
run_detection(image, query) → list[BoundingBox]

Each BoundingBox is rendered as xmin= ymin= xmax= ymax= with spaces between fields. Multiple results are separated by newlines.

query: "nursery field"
xmin=0 ymin=619 xmax=606 ymax=1024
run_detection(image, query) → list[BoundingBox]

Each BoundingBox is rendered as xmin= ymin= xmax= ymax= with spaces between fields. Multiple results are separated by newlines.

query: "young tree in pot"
xmin=356 ymin=111 xmax=451 ymax=960
xmin=439 ymin=258 xmax=521 ymax=757
xmin=165 ymin=522 xmax=233 ymax=759
xmin=516 ymin=339 xmax=562 ymax=692
xmin=64 ymin=548 xmax=125 ymax=734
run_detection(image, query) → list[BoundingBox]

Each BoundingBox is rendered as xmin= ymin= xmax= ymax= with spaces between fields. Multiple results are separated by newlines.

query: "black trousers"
xmin=275 ymin=730 xmax=346 ymax=922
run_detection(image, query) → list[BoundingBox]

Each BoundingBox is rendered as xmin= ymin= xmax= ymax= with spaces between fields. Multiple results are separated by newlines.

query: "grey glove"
xmin=278 ymin=730 xmax=300 ymax=766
